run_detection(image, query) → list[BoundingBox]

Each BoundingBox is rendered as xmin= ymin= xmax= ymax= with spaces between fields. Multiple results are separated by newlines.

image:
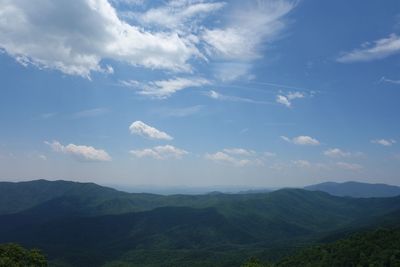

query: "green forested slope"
xmin=1 ymin=180 xmax=400 ymax=266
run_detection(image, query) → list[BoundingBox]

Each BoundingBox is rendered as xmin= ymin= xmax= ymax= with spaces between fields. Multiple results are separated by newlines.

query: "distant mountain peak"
xmin=304 ymin=181 xmax=400 ymax=198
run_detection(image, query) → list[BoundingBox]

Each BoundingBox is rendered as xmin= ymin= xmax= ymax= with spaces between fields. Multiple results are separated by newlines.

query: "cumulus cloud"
xmin=371 ymin=139 xmax=396 ymax=147
xmin=0 ymin=0 xmax=200 ymax=77
xmin=276 ymin=91 xmax=305 ymax=107
xmin=122 ymin=77 xmax=210 ymax=98
xmin=205 ymin=148 xmax=263 ymax=167
xmin=130 ymin=145 xmax=188 ymax=159
xmin=336 ymin=162 xmax=362 ymax=171
xmin=45 ymin=140 xmax=111 ymax=162
xmin=337 ymin=34 xmax=400 ymax=63
xmin=129 ymin=121 xmax=173 ymax=140
xmin=0 ymin=0 xmax=298 ymax=86
xmin=281 ymin=135 xmax=320 ymax=146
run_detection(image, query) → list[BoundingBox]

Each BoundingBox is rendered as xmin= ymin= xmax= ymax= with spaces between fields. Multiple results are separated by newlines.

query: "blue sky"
xmin=0 ymin=0 xmax=399 ymax=187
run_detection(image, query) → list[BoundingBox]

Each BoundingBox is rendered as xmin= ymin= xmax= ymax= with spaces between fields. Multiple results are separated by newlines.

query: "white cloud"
xmin=0 ymin=0 xmax=200 ymax=77
xmin=223 ymin=148 xmax=255 ymax=156
xmin=206 ymin=90 xmax=269 ymax=104
xmin=336 ymin=162 xmax=362 ymax=171
xmin=110 ymin=0 xmax=145 ymax=6
xmin=202 ymin=0 xmax=295 ymax=60
xmin=130 ymin=0 xmax=225 ymax=30
xmin=129 ymin=121 xmax=173 ymax=140
xmin=130 ymin=145 xmax=188 ymax=160
xmin=323 ymin=148 xmax=351 ymax=158
xmin=122 ymin=77 xmax=210 ymax=98
xmin=205 ymin=152 xmax=251 ymax=167
xmin=281 ymin=135 xmax=320 ymax=146
xmin=213 ymin=62 xmax=254 ymax=82
xmin=337 ymin=34 xmax=400 ymax=63
xmin=292 ymin=159 xmax=328 ymax=170
xmin=205 ymin=148 xmax=263 ymax=167
xmin=292 ymin=159 xmax=311 ymax=168
xmin=0 ymin=0 xmax=298 ymax=86
xmin=276 ymin=91 xmax=305 ymax=107
xmin=276 ymin=95 xmax=291 ymax=107
xmin=263 ymin=151 xmax=276 ymax=157
xmin=45 ymin=140 xmax=111 ymax=162
xmin=201 ymin=0 xmax=295 ymax=82
xmin=371 ymin=139 xmax=396 ymax=147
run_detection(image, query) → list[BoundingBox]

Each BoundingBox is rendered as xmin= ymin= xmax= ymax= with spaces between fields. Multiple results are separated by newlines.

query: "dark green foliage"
xmin=0 ymin=243 xmax=47 ymax=267
xmin=277 ymin=228 xmax=400 ymax=267
xmin=241 ymin=257 xmax=272 ymax=267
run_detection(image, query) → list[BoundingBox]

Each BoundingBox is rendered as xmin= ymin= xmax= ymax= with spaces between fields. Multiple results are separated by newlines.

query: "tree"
xmin=0 ymin=243 xmax=47 ymax=267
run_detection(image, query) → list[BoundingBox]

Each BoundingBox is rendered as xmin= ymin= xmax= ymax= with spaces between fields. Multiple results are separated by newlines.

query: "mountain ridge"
xmin=304 ymin=181 xmax=400 ymax=198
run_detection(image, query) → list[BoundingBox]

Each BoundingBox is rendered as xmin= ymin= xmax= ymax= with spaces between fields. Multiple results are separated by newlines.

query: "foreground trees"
xmin=242 ymin=228 xmax=400 ymax=267
xmin=0 ymin=243 xmax=47 ymax=267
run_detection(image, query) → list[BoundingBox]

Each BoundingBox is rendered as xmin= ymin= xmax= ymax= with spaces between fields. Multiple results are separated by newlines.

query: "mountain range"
xmin=0 ymin=179 xmax=399 ymax=266
xmin=304 ymin=181 xmax=400 ymax=198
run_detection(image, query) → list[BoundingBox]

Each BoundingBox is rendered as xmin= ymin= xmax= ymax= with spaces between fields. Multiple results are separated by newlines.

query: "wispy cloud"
xmin=202 ymin=0 xmax=296 ymax=81
xmin=154 ymin=105 xmax=204 ymax=118
xmin=292 ymin=160 xmax=328 ymax=170
xmin=206 ymin=90 xmax=270 ymax=104
xmin=324 ymin=148 xmax=350 ymax=158
xmin=110 ymin=0 xmax=146 ymax=7
xmin=371 ymin=139 xmax=396 ymax=147
xmin=380 ymin=77 xmax=400 ymax=85
xmin=205 ymin=148 xmax=264 ymax=167
xmin=323 ymin=148 xmax=362 ymax=158
xmin=292 ymin=159 xmax=311 ymax=168
xmin=127 ymin=0 xmax=225 ymax=31
xmin=202 ymin=0 xmax=295 ymax=60
xmin=337 ymin=34 xmax=400 ymax=63
xmin=38 ymin=113 xmax=57 ymax=120
xmin=72 ymin=108 xmax=110 ymax=119
xmin=122 ymin=77 xmax=210 ymax=98
xmin=45 ymin=140 xmax=111 ymax=162
xmin=336 ymin=161 xmax=363 ymax=171
xmin=129 ymin=121 xmax=173 ymax=140
xmin=223 ymin=148 xmax=256 ymax=156
xmin=130 ymin=145 xmax=188 ymax=160
xmin=281 ymin=135 xmax=320 ymax=146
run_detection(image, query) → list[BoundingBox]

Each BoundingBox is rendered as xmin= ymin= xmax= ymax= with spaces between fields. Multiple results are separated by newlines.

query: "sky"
xmin=0 ymin=0 xmax=400 ymax=188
